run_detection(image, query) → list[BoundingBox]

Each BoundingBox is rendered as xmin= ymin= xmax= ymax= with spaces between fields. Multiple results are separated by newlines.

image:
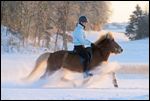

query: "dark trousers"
xmin=74 ymin=45 xmax=92 ymax=72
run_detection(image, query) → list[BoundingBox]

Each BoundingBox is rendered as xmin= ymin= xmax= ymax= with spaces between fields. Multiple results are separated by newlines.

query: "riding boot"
xmin=83 ymin=61 xmax=93 ymax=78
xmin=83 ymin=70 xmax=93 ymax=78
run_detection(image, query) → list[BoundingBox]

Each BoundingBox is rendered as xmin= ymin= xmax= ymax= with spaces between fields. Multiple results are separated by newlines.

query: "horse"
xmin=26 ymin=32 xmax=123 ymax=87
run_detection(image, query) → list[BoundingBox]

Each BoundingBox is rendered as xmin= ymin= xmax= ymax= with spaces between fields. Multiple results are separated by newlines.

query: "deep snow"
xmin=1 ymin=38 xmax=149 ymax=100
xmin=1 ymin=25 xmax=149 ymax=100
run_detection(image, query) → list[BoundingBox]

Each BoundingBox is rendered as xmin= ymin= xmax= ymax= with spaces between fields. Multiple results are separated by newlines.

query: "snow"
xmin=1 ymin=25 xmax=60 ymax=54
xmin=1 ymin=88 xmax=149 ymax=100
xmin=1 ymin=25 xmax=149 ymax=100
xmin=103 ymin=22 xmax=128 ymax=33
xmin=109 ymin=38 xmax=149 ymax=64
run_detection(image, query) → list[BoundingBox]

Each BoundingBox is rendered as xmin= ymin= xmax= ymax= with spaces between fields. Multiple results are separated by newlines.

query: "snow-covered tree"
xmin=126 ymin=4 xmax=149 ymax=40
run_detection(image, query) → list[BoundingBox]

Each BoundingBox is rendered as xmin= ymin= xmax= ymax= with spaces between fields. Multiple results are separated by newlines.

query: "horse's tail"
xmin=24 ymin=52 xmax=50 ymax=83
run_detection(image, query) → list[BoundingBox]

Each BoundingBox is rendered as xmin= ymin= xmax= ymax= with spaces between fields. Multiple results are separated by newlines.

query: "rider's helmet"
xmin=79 ymin=16 xmax=88 ymax=23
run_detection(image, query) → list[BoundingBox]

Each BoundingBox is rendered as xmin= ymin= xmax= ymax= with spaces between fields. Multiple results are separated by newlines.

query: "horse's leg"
xmin=61 ymin=77 xmax=77 ymax=88
xmin=42 ymin=68 xmax=64 ymax=88
xmin=112 ymin=72 xmax=118 ymax=88
xmin=41 ymin=52 xmax=65 ymax=79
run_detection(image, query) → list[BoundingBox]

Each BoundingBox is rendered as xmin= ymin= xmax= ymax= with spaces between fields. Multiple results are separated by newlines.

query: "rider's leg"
xmin=79 ymin=49 xmax=93 ymax=78
xmin=82 ymin=58 xmax=93 ymax=78
xmin=74 ymin=46 xmax=93 ymax=78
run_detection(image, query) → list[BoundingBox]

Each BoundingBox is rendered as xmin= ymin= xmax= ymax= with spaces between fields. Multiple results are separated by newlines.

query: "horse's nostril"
xmin=121 ymin=49 xmax=123 ymax=52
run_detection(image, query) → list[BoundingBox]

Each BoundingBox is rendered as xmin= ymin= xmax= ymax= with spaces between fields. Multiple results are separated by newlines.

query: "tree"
xmin=136 ymin=12 xmax=149 ymax=39
xmin=1 ymin=1 xmax=111 ymax=51
xmin=126 ymin=4 xmax=149 ymax=40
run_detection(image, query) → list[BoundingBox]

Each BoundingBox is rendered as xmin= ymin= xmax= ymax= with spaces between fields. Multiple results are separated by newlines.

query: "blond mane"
xmin=95 ymin=32 xmax=114 ymax=45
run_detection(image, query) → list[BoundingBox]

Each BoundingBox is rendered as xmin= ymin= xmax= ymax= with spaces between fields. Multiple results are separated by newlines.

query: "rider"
xmin=72 ymin=16 xmax=95 ymax=78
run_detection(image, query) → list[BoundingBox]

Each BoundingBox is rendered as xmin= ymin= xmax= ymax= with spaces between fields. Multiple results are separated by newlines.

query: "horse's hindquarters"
xmin=62 ymin=54 xmax=84 ymax=72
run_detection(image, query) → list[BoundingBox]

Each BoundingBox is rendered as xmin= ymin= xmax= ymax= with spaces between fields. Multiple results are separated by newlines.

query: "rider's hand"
xmin=91 ymin=43 xmax=96 ymax=48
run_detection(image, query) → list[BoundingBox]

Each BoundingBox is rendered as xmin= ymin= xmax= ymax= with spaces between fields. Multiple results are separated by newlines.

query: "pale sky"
xmin=109 ymin=1 xmax=149 ymax=23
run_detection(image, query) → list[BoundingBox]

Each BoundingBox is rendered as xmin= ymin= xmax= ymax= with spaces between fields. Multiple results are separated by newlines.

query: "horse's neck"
xmin=101 ymin=49 xmax=110 ymax=61
xmin=94 ymin=48 xmax=110 ymax=62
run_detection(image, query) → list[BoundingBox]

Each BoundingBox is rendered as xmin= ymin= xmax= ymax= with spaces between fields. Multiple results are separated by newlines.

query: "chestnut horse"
xmin=26 ymin=32 xmax=123 ymax=87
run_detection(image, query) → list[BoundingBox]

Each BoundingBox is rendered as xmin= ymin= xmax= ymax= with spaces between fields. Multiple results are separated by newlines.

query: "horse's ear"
xmin=106 ymin=32 xmax=113 ymax=40
xmin=106 ymin=33 xmax=110 ymax=39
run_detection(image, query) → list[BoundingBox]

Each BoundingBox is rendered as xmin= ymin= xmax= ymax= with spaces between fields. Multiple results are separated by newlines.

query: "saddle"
xmin=67 ymin=48 xmax=92 ymax=63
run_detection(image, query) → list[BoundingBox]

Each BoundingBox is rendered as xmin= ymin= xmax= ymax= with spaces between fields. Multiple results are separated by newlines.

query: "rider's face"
xmin=82 ymin=22 xmax=88 ymax=27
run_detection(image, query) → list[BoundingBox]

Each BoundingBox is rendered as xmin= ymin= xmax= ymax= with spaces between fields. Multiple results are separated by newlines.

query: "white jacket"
xmin=72 ymin=23 xmax=91 ymax=47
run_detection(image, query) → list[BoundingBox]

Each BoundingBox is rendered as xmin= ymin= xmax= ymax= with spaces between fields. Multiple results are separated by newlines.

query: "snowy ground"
xmin=1 ymin=88 xmax=149 ymax=100
xmin=1 ymin=28 xmax=149 ymax=100
xmin=1 ymin=39 xmax=149 ymax=100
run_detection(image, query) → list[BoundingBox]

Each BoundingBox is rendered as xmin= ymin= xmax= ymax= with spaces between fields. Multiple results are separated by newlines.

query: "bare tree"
xmin=1 ymin=1 xmax=111 ymax=51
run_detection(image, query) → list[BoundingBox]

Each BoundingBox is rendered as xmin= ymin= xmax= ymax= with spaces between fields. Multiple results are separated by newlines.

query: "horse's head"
xmin=94 ymin=32 xmax=123 ymax=54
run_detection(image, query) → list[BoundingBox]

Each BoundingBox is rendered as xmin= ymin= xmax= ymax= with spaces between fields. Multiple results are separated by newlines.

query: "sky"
xmin=109 ymin=1 xmax=149 ymax=23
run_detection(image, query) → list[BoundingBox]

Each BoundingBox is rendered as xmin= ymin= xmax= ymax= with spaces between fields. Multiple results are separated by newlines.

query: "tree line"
xmin=1 ymin=1 xmax=111 ymax=50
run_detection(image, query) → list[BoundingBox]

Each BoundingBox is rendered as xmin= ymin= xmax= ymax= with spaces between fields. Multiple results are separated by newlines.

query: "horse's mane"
xmin=94 ymin=32 xmax=114 ymax=45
